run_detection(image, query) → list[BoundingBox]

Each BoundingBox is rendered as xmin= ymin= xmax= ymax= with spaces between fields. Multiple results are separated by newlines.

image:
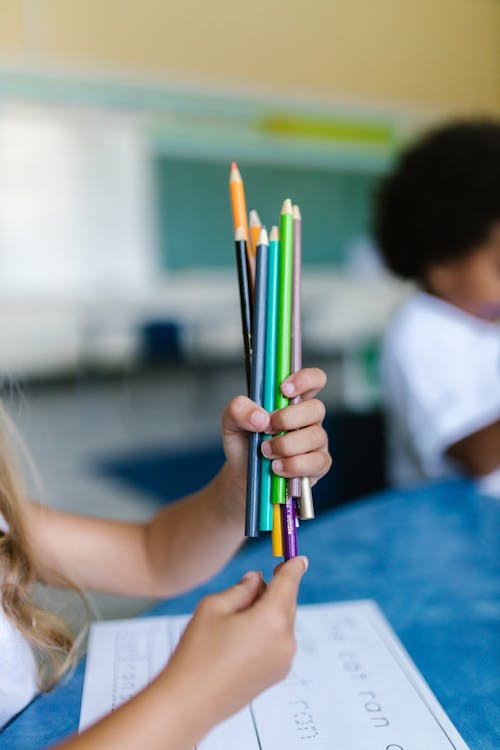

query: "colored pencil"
xmin=229 ymin=162 xmax=255 ymax=287
xmin=288 ymin=204 xmax=315 ymax=520
xmin=249 ymin=209 xmax=262 ymax=259
xmin=288 ymin=204 xmax=303 ymax=501
xmin=234 ymin=227 xmax=253 ymax=395
xmin=271 ymin=199 xmax=294 ymax=506
xmin=272 ymin=502 xmax=284 ymax=557
xmin=259 ymin=226 xmax=280 ymax=531
xmin=301 ymin=476 xmax=315 ymax=521
xmin=245 ymin=227 xmax=269 ymax=538
xmin=282 ymin=497 xmax=298 ymax=559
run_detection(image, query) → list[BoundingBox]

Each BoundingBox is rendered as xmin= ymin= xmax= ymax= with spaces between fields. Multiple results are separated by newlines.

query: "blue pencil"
xmin=259 ymin=226 xmax=280 ymax=531
xmin=245 ymin=227 xmax=269 ymax=538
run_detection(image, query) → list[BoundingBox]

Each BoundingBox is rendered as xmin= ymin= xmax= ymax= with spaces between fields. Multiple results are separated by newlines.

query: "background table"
xmin=1 ymin=480 xmax=499 ymax=749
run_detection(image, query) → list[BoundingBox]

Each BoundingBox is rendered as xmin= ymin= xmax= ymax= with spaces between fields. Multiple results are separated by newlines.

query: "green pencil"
xmin=259 ymin=226 xmax=280 ymax=531
xmin=271 ymin=199 xmax=294 ymax=505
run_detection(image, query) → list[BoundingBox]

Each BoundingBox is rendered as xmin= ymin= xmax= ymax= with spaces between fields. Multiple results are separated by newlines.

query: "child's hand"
xmin=221 ymin=367 xmax=331 ymax=487
xmin=159 ymin=556 xmax=307 ymax=735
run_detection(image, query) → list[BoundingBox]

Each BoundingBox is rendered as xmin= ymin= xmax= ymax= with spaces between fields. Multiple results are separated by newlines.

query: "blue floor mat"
xmin=96 ymin=443 xmax=226 ymax=504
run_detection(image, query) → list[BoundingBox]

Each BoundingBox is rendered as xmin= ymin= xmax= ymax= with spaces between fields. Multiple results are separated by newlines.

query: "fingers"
xmin=261 ymin=419 xmax=330 ymax=483
xmin=262 ymin=424 xmax=326 ymax=459
xmin=281 ymin=368 xmax=327 ymax=401
xmin=270 ymin=450 xmax=332 ymax=483
xmin=273 ymin=561 xmax=285 ymax=575
xmin=259 ymin=557 xmax=308 ymax=620
xmin=262 ymin=397 xmax=330 ymax=483
xmin=221 ymin=368 xmax=326 ymax=436
xmin=198 ymin=571 xmax=264 ymax=617
xmin=222 ymin=396 xmax=270 ymax=436
xmin=268 ymin=400 xmax=326 ymax=434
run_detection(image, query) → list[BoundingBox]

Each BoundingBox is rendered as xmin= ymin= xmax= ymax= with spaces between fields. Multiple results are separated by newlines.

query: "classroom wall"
xmin=1 ymin=0 xmax=499 ymax=117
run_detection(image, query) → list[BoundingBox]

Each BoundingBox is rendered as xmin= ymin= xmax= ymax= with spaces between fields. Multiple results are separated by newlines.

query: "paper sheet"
xmin=80 ymin=600 xmax=469 ymax=749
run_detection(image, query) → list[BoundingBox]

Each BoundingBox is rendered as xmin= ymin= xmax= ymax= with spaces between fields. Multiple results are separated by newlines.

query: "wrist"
xmin=209 ymin=461 xmax=246 ymax=525
xmin=155 ymin=662 xmax=219 ymax=743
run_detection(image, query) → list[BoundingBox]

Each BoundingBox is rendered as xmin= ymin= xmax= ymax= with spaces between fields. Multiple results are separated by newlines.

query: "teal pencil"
xmin=259 ymin=225 xmax=280 ymax=531
xmin=271 ymin=199 xmax=294 ymax=505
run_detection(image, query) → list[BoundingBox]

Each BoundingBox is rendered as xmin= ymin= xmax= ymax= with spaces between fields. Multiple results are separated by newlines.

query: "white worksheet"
xmin=79 ymin=600 xmax=469 ymax=749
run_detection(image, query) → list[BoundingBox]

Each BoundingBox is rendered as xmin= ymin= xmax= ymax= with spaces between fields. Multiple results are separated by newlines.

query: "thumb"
xmin=222 ymin=396 xmax=270 ymax=437
xmin=259 ymin=556 xmax=308 ymax=617
xmin=221 ymin=396 xmax=270 ymax=468
xmin=208 ymin=571 xmax=264 ymax=616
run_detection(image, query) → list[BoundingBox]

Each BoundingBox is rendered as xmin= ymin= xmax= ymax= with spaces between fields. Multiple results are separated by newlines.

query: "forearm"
xmin=55 ymin=669 xmax=209 ymax=750
xmin=143 ymin=461 xmax=246 ymax=596
xmin=28 ymin=462 xmax=245 ymax=597
xmin=447 ymin=418 xmax=500 ymax=476
xmin=29 ymin=369 xmax=328 ymax=598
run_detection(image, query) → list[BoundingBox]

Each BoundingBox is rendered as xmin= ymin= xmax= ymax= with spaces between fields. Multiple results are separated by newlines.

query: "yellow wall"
xmin=0 ymin=1 xmax=24 ymax=56
xmin=1 ymin=0 xmax=499 ymax=116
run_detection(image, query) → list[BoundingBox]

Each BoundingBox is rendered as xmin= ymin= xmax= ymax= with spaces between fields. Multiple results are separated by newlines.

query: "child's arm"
xmin=28 ymin=368 xmax=330 ymax=597
xmin=54 ymin=558 xmax=307 ymax=750
xmin=447 ymin=419 xmax=500 ymax=476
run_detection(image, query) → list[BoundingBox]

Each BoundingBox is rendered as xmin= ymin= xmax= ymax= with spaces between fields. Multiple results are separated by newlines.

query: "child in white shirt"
xmin=376 ymin=121 xmax=500 ymax=495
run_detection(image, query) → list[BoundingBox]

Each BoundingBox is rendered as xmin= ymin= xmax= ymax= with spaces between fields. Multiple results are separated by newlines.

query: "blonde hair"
xmin=0 ymin=401 xmax=86 ymax=691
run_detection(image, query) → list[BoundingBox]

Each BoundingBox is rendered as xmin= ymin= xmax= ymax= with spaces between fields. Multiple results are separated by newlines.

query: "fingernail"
xmin=281 ymin=381 xmax=295 ymax=397
xmin=299 ymin=556 xmax=309 ymax=573
xmin=261 ymin=441 xmax=272 ymax=458
xmin=251 ymin=411 xmax=269 ymax=430
xmin=273 ymin=460 xmax=283 ymax=473
xmin=242 ymin=571 xmax=256 ymax=582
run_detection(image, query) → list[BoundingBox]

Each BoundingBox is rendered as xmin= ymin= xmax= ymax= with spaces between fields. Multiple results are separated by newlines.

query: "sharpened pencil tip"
xmin=234 ymin=226 xmax=246 ymax=241
xmin=281 ymin=198 xmax=293 ymax=214
xmin=229 ymin=162 xmax=242 ymax=182
xmin=257 ymin=227 xmax=269 ymax=246
xmin=249 ymin=209 xmax=261 ymax=227
xmin=293 ymin=204 xmax=302 ymax=220
xmin=269 ymin=226 xmax=279 ymax=241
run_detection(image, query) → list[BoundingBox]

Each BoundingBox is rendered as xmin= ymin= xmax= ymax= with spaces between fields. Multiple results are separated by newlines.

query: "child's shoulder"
xmin=382 ymin=290 xmax=496 ymax=374
xmin=385 ymin=290 xmax=484 ymax=347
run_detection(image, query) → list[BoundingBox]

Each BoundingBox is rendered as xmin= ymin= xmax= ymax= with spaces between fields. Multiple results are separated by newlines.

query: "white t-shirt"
xmin=380 ymin=291 xmax=500 ymax=496
xmin=0 ymin=514 xmax=38 ymax=728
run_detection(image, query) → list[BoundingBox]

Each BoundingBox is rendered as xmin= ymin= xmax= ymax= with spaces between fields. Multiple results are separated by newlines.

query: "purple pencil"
xmin=287 ymin=204 xmax=315 ymax=520
xmin=282 ymin=497 xmax=298 ymax=560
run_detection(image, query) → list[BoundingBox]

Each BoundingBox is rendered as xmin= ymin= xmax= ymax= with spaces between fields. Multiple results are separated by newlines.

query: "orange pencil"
xmin=249 ymin=209 xmax=262 ymax=258
xmin=229 ymin=162 xmax=255 ymax=287
xmin=272 ymin=503 xmax=284 ymax=557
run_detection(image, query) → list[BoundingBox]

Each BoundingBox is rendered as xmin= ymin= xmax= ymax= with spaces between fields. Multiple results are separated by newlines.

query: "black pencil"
xmin=235 ymin=227 xmax=253 ymax=394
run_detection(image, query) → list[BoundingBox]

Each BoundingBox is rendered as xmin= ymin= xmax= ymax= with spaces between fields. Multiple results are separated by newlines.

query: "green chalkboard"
xmin=154 ymin=157 xmax=381 ymax=269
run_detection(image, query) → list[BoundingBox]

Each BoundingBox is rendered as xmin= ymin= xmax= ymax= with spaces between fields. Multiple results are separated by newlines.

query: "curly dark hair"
xmin=374 ymin=120 xmax=500 ymax=279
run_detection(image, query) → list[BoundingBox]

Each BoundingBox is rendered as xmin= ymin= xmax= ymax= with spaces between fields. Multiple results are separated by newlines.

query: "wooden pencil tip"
xmin=229 ymin=162 xmax=242 ymax=181
xmin=281 ymin=198 xmax=293 ymax=214
xmin=234 ymin=226 xmax=246 ymax=241
xmin=257 ymin=227 xmax=269 ymax=246
xmin=249 ymin=209 xmax=261 ymax=227
xmin=293 ymin=204 xmax=302 ymax=220
xmin=269 ymin=226 xmax=279 ymax=241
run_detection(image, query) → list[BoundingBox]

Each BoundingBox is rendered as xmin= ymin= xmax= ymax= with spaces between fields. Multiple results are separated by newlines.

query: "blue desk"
xmin=2 ymin=481 xmax=499 ymax=750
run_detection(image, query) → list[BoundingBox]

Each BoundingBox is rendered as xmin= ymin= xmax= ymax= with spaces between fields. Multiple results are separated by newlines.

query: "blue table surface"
xmin=1 ymin=480 xmax=499 ymax=750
